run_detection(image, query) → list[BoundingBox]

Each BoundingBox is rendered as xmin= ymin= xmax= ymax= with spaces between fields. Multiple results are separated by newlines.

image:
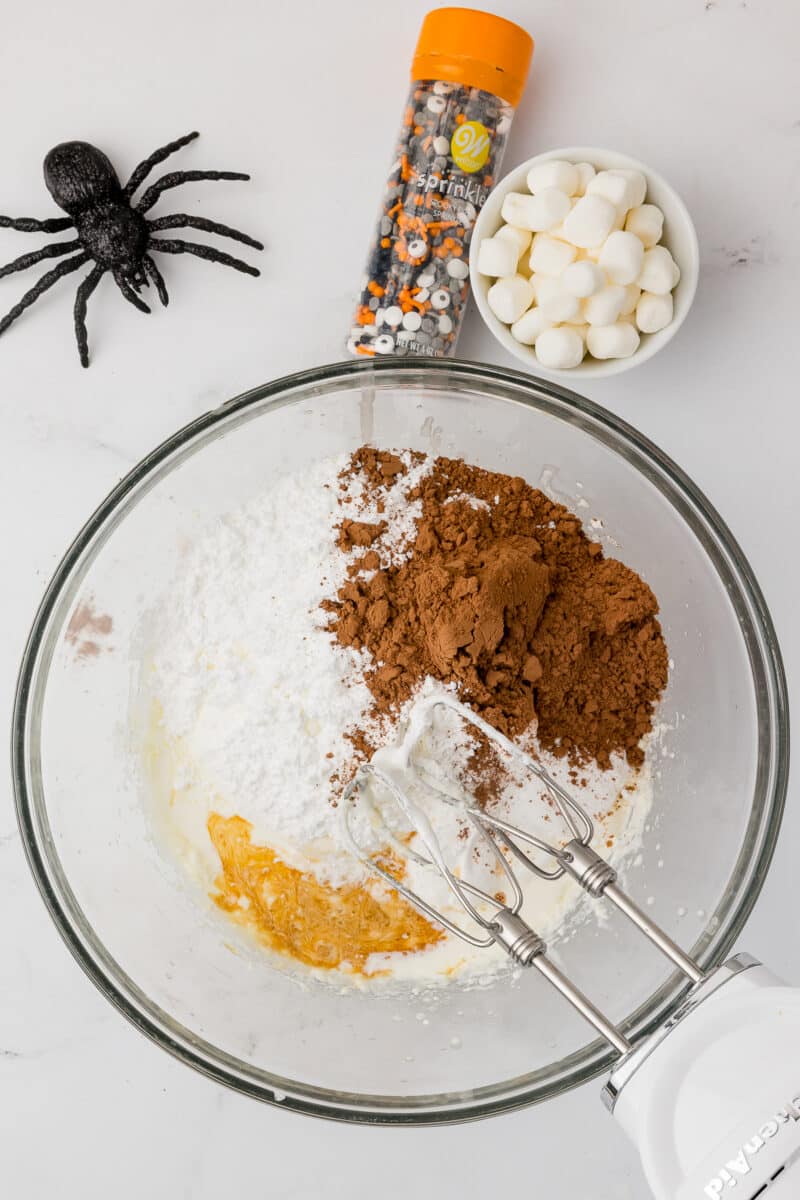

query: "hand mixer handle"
xmin=561 ymin=840 xmax=704 ymax=984
xmin=604 ymin=956 xmax=800 ymax=1200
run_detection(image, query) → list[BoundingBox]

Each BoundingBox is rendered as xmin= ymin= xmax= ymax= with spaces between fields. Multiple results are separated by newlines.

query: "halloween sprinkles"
xmin=347 ymin=9 xmax=533 ymax=360
xmin=0 ymin=132 xmax=262 ymax=367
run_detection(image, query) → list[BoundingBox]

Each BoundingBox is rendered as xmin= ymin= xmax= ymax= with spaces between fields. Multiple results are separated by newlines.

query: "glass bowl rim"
xmin=12 ymin=357 xmax=789 ymax=1125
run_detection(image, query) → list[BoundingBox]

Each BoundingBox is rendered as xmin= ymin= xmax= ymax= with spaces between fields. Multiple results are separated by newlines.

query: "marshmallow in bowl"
xmin=535 ymin=327 xmax=585 ymax=368
xmin=584 ymin=284 xmax=627 ymax=326
xmin=620 ymin=282 xmax=642 ymax=315
xmin=573 ymin=162 xmax=597 ymax=196
xmin=526 ymin=159 xmax=580 ymax=196
xmin=487 ymin=274 xmax=535 ymax=323
xmin=477 ymin=236 xmax=520 ymax=278
xmin=533 ymin=277 xmax=581 ymax=323
xmin=598 ymin=231 xmax=645 ymax=286
xmin=478 ymin=156 xmax=682 ymax=368
xmin=638 ymin=245 xmax=680 ymax=294
xmin=510 ymin=306 xmax=553 ymax=344
xmin=586 ymin=322 xmax=641 ymax=359
xmin=529 ymin=233 xmax=577 ymax=276
xmin=625 ymin=204 xmax=664 ymax=248
xmin=494 ymin=224 xmax=532 ymax=258
xmin=501 ymin=188 xmax=572 ymax=232
xmin=561 ymin=260 xmax=606 ymax=298
xmin=562 ymin=194 xmax=618 ymax=249
xmin=636 ymin=291 xmax=674 ymax=333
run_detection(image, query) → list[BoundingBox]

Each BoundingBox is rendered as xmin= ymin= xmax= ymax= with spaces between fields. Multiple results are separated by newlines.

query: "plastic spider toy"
xmin=0 ymin=131 xmax=263 ymax=366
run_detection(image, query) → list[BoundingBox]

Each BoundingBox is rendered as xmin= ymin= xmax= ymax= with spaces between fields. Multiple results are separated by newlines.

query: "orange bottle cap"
xmin=411 ymin=7 xmax=534 ymax=107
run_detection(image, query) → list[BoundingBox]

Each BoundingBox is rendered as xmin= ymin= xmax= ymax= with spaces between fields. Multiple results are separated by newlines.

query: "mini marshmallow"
xmin=587 ymin=170 xmax=633 ymax=212
xmin=625 ymin=204 xmax=664 ymax=248
xmin=526 ymin=159 xmax=579 ymax=196
xmin=535 ymin=278 xmax=580 ymax=323
xmin=495 ymin=224 xmax=532 ymax=258
xmin=528 ymin=233 xmax=577 ymax=276
xmin=573 ymin=162 xmax=596 ymax=196
xmin=636 ymin=290 xmax=674 ymax=333
xmin=638 ymin=245 xmax=679 ymax=295
xmin=562 ymin=194 xmax=617 ymax=248
xmin=510 ymin=306 xmax=553 ymax=345
xmin=619 ymin=282 xmax=641 ymax=315
xmin=610 ymin=206 xmax=627 ymax=233
xmin=610 ymin=168 xmax=647 ymax=208
xmin=584 ymin=284 xmax=627 ymax=326
xmin=561 ymin=260 xmax=606 ymax=298
xmin=598 ymin=230 xmax=645 ymax=286
xmin=586 ymin=322 xmax=641 ymax=359
xmin=535 ymin=326 xmax=585 ymax=369
xmin=477 ymin=236 xmax=520 ymax=278
xmin=487 ymin=274 xmax=535 ymax=323
xmin=587 ymin=321 xmax=642 ymax=357
xmin=501 ymin=188 xmax=571 ymax=232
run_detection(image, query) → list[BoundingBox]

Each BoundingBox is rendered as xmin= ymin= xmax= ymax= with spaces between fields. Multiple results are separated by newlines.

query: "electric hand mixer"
xmin=343 ymin=695 xmax=800 ymax=1200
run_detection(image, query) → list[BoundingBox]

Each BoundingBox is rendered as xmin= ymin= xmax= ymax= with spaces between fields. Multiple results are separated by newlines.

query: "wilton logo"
xmin=450 ymin=120 xmax=490 ymax=173
xmin=703 ymin=1096 xmax=800 ymax=1197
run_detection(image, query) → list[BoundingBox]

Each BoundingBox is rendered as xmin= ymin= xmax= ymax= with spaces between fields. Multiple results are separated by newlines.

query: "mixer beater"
xmin=343 ymin=695 xmax=800 ymax=1200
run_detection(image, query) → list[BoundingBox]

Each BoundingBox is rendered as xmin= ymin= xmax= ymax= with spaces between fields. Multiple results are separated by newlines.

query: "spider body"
xmin=0 ymin=131 xmax=262 ymax=366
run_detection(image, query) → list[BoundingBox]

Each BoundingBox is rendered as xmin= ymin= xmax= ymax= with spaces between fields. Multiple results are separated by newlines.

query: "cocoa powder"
xmin=324 ymin=449 xmax=668 ymax=769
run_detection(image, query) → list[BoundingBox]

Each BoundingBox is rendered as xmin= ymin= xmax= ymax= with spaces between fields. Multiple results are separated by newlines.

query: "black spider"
xmin=0 ymin=131 xmax=263 ymax=366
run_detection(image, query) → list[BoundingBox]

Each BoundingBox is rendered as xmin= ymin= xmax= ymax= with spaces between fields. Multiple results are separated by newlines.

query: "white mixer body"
xmin=607 ymin=957 xmax=800 ymax=1199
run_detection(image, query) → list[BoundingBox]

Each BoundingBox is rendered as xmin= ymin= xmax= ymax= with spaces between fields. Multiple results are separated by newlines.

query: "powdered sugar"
xmin=144 ymin=453 xmax=379 ymax=884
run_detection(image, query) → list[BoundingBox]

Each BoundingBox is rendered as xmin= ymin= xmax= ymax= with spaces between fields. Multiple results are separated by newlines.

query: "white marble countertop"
xmin=2 ymin=1 xmax=798 ymax=1195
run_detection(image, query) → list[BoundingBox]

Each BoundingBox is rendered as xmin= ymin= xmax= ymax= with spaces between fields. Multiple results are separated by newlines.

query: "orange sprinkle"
xmin=380 ymin=237 xmax=391 ymax=249
xmin=455 ymin=113 xmax=466 ymax=124
xmin=367 ymin=281 xmax=385 ymax=297
xmin=414 ymin=125 xmax=424 ymax=135
xmin=356 ymin=305 xmax=375 ymax=325
xmin=355 ymin=344 xmax=376 ymax=356
xmin=403 ymin=106 xmax=413 ymax=127
xmin=400 ymin=154 xmax=410 ymax=182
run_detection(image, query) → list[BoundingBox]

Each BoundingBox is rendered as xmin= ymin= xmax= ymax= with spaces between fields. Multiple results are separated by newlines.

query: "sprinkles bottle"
xmin=348 ymin=8 xmax=533 ymax=359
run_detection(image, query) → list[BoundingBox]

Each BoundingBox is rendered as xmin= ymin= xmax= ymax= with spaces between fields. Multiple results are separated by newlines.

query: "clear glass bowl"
xmin=13 ymin=359 xmax=787 ymax=1123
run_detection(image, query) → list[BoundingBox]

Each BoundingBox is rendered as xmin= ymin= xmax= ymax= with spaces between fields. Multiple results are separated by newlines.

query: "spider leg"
xmin=0 ymin=215 xmax=72 ymax=233
xmin=73 ymin=264 xmax=105 ymax=368
xmin=149 ymin=237 xmax=260 ymax=277
xmin=124 ymin=131 xmax=199 ymax=199
xmin=137 ymin=171 xmax=249 ymax=215
xmin=143 ymin=255 xmax=169 ymax=306
xmin=0 ymin=252 xmax=89 ymax=337
xmin=148 ymin=214 xmax=263 ymax=250
xmin=113 ymin=269 xmax=151 ymax=313
xmin=0 ymin=239 xmax=81 ymax=279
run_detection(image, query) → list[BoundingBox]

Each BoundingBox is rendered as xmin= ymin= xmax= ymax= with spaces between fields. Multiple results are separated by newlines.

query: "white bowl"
xmin=470 ymin=146 xmax=700 ymax=379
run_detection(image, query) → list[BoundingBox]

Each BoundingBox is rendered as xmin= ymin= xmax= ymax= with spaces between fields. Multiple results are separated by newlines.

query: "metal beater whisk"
xmin=342 ymin=693 xmax=704 ymax=1057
